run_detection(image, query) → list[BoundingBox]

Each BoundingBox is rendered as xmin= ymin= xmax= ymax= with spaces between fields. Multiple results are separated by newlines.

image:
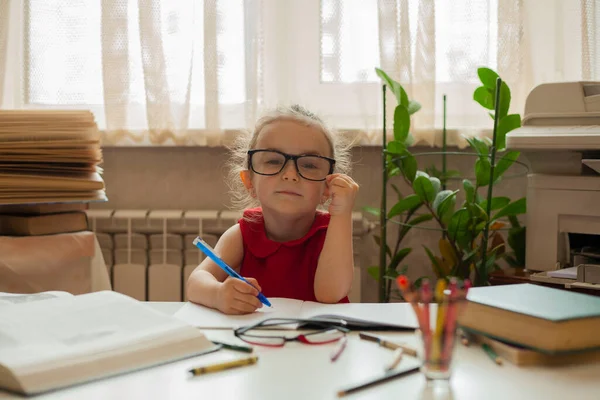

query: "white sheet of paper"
xmin=0 ymin=291 xmax=73 ymax=307
xmin=0 ymin=291 xmax=205 ymax=370
xmin=173 ymin=298 xmax=305 ymax=329
xmin=174 ymin=298 xmax=419 ymax=329
xmin=547 ymin=266 xmax=578 ymax=279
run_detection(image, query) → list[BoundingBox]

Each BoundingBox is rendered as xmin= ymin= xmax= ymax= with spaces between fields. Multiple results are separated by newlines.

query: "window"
xmin=23 ymin=0 xmax=246 ymax=132
xmin=2 ymin=0 xmax=597 ymax=145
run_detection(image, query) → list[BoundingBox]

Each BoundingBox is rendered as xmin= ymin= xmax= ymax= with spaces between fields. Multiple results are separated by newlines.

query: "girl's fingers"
xmin=244 ymin=277 xmax=262 ymax=292
xmin=233 ymin=292 xmax=262 ymax=310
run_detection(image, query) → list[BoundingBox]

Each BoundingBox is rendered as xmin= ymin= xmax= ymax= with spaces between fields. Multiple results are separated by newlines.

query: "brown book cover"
xmin=457 ymin=284 xmax=600 ymax=353
xmin=462 ymin=329 xmax=600 ymax=366
xmin=0 ymin=203 xmax=88 ymax=215
xmin=0 ymin=212 xmax=89 ymax=236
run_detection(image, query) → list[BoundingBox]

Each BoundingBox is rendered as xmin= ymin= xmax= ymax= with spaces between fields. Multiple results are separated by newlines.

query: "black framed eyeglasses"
xmin=234 ymin=318 xmax=349 ymax=348
xmin=247 ymin=149 xmax=335 ymax=182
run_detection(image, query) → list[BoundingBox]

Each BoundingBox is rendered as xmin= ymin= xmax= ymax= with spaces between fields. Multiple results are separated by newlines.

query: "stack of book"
xmin=457 ymin=283 xmax=600 ymax=366
xmin=0 ymin=110 xmax=106 ymax=236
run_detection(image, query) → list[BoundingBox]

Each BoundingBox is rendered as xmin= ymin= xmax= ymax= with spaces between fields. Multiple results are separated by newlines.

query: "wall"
xmin=92 ymin=145 xmax=529 ymax=302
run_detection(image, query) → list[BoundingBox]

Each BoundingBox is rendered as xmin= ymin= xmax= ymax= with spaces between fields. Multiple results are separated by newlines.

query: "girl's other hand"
xmin=325 ymin=173 xmax=359 ymax=217
xmin=216 ymin=277 xmax=263 ymax=315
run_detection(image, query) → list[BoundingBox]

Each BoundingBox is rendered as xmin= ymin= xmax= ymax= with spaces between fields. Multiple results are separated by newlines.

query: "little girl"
xmin=186 ymin=105 xmax=359 ymax=315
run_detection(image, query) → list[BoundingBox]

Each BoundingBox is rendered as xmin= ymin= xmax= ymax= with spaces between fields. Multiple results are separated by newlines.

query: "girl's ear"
xmin=240 ymin=170 xmax=256 ymax=196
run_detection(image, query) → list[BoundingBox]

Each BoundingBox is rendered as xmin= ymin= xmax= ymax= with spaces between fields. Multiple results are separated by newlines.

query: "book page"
xmin=0 ymin=291 xmax=206 ymax=372
xmin=299 ymin=301 xmax=419 ymax=329
xmin=173 ymin=298 xmax=305 ymax=329
xmin=0 ymin=291 xmax=73 ymax=307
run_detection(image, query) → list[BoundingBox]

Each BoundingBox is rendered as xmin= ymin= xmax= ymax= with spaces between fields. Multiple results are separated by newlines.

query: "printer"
xmin=506 ymin=81 xmax=600 ymax=286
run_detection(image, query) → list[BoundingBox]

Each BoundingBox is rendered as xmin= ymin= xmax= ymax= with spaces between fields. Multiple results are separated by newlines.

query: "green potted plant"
xmin=368 ymin=67 xmax=527 ymax=302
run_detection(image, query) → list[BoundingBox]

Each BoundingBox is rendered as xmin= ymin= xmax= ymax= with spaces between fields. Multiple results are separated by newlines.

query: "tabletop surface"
xmin=1 ymin=302 xmax=599 ymax=400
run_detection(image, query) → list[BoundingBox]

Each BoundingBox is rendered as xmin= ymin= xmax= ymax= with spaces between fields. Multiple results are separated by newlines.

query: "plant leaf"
xmin=498 ymin=81 xmax=511 ymax=119
xmin=508 ymin=214 xmax=521 ymax=228
xmin=388 ymin=248 xmax=412 ymax=271
xmin=407 ymin=100 xmax=422 ymax=115
xmin=393 ymin=105 xmax=410 ymax=142
xmin=490 ymin=232 xmax=506 ymax=256
xmin=386 ymin=140 xmax=406 ymax=155
xmin=448 ymin=208 xmax=470 ymax=242
xmin=473 ymin=86 xmax=495 ymax=110
xmin=465 ymin=136 xmax=489 ymax=157
xmin=362 ymin=206 xmax=381 ymax=217
xmin=387 ymin=194 xmax=422 ymax=219
xmin=429 ymin=177 xmax=441 ymax=196
xmin=478 ymin=67 xmax=500 ymax=89
xmin=373 ymin=235 xmax=391 ymax=258
xmin=388 ymin=167 xmax=401 ymax=177
xmin=375 ymin=68 xmax=409 ymax=107
xmin=508 ymin=226 xmax=526 ymax=266
xmin=413 ymin=276 xmax=430 ymax=289
xmin=433 ymin=189 xmax=458 ymax=222
xmin=462 ymin=248 xmax=478 ymax=263
xmin=490 ymin=221 xmax=505 ymax=230
xmin=475 ymin=157 xmax=491 ymax=186
xmin=474 ymin=203 xmax=489 ymax=221
xmin=408 ymin=213 xmax=434 ymax=226
xmin=493 ymin=197 xmax=526 ymax=221
xmin=375 ymin=68 xmax=404 ymax=106
xmin=504 ymin=254 xmax=520 ymax=268
xmin=495 ymin=115 xmax=521 ymax=151
xmin=400 ymin=152 xmax=417 ymax=182
xmin=413 ymin=175 xmax=436 ymax=203
xmin=493 ymin=150 xmax=520 ymax=182
xmin=367 ymin=266 xmax=380 ymax=282
xmin=463 ymin=179 xmax=476 ymax=203
xmin=480 ymin=196 xmax=510 ymax=212
xmin=439 ymin=238 xmax=458 ymax=267
xmin=423 ymin=245 xmax=445 ymax=279
xmin=439 ymin=190 xmax=459 ymax=224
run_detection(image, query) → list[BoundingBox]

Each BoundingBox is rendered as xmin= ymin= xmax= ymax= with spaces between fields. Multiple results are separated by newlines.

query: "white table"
xmin=2 ymin=302 xmax=599 ymax=400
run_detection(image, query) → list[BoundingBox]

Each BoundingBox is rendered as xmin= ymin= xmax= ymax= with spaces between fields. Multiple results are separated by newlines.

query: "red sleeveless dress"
xmin=238 ymin=207 xmax=349 ymax=303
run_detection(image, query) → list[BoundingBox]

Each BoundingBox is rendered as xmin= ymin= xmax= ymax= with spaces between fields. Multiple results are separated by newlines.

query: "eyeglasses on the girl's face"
xmin=247 ymin=149 xmax=335 ymax=181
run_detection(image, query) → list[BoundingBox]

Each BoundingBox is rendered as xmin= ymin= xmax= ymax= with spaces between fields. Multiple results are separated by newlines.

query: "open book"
xmin=174 ymin=298 xmax=419 ymax=330
xmin=0 ymin=291 xmax=218 ymax=395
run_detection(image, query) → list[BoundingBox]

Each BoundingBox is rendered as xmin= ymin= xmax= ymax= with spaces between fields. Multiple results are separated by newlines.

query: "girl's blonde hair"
xmin=227 ymin=105 xmax=353 ymax=211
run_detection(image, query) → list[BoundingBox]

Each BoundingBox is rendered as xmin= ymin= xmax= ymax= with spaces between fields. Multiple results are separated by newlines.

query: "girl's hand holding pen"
xmin=216 ymin=276 xmax=263 ymax=315
xmin=326 ymin=174 xmax=359 ymax=217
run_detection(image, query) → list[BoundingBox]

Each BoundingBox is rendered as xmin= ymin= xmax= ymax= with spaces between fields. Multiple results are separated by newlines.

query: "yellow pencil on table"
xmin=431 ymin=280 xmax=447 ymax=362
xmin=188 ymin=356 xmax=259 ymax=376
xmin=384 ymin=348 xmax=404 ymax=371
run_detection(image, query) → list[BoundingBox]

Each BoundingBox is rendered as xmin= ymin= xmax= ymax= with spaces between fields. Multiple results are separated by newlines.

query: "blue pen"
xmin=193 ymin=237 xmax=272 ymax=308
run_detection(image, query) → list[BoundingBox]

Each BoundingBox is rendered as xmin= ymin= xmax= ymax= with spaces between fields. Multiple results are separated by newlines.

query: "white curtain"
xmin=368 ymin=0 xmax=533 ymax=147
xmin=2 ymin=0 xmax=599 ymax=146
xmin=97 ymin=0 xmax=263 ymax=145
xmin=0 ymin=0 xmax=9 ymax=108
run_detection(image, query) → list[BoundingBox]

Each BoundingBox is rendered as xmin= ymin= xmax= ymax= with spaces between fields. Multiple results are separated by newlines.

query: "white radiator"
xmin=87 ymin=209 xmax=367 ymax=302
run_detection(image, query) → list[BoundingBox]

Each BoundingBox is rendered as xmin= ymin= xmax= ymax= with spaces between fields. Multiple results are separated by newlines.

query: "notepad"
xmin=173 ymin=298 xmax=419 ymax=330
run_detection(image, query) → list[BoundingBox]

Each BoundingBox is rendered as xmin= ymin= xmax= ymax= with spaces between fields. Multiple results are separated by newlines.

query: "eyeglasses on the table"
xmin=234 ymin=318 xmax=349 ymax=347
